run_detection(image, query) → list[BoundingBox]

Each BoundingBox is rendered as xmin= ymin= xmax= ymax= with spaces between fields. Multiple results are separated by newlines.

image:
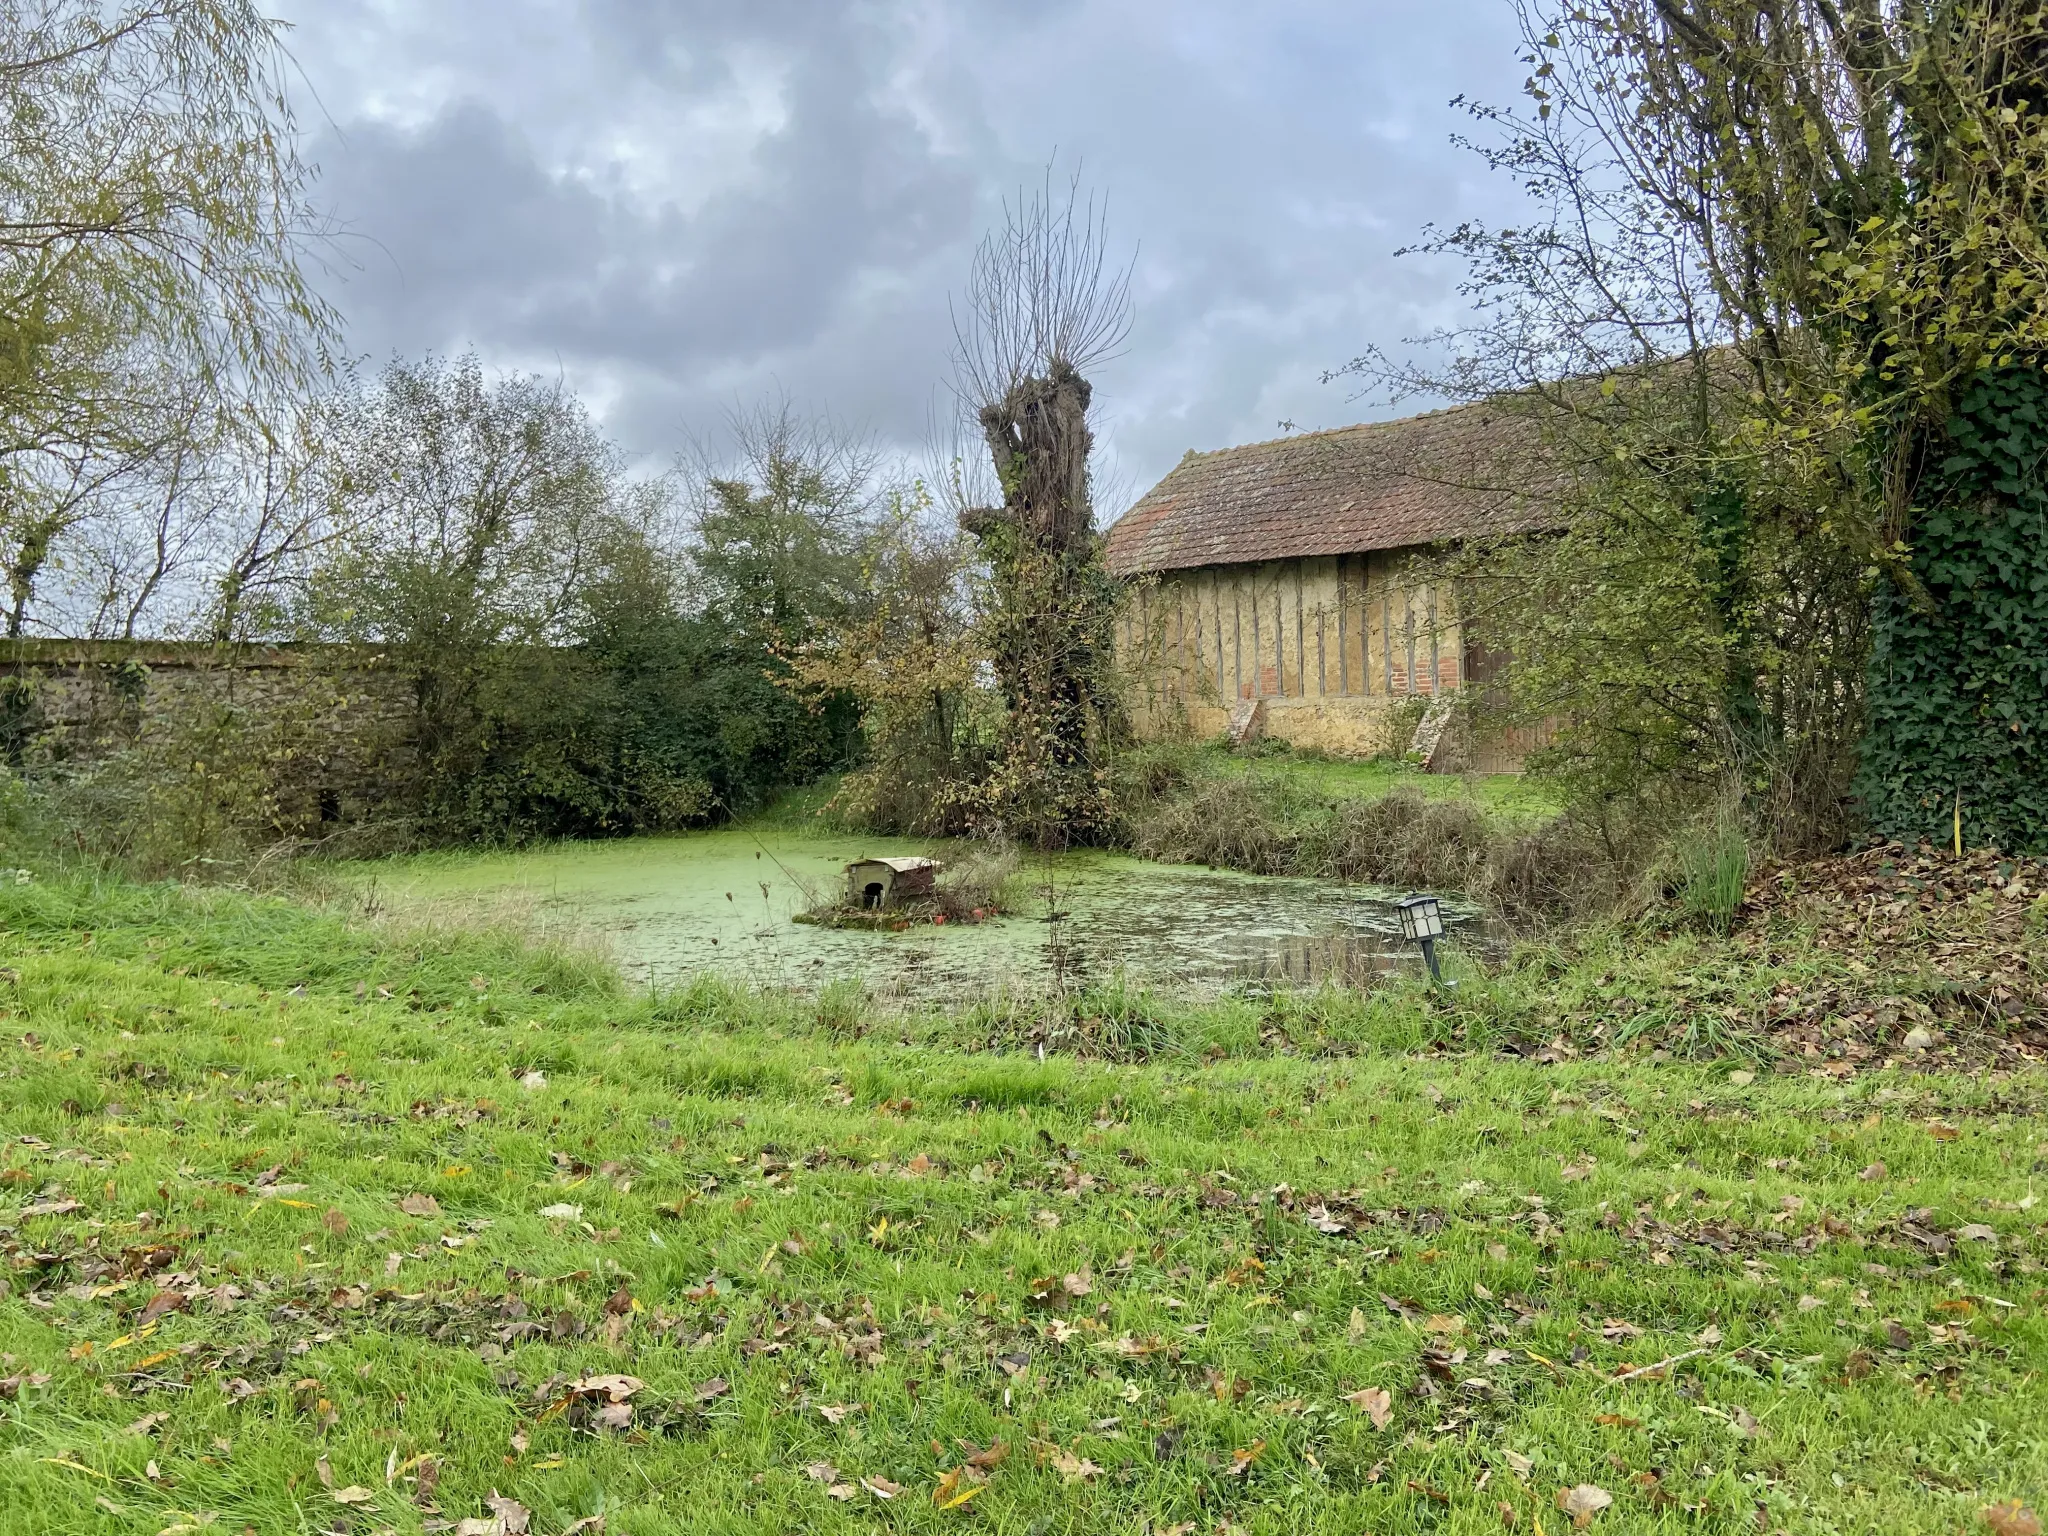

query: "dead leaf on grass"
xmin=816 ymin=1402 xmax=862 ymax=1424
xmin=570 ymin=1374 xmax=643 ymax=1402
xmin=468 ymin=1492 xmax=532 ymax=1536
xmin=1983 ymin=1501 xmax=2042 ymax=1536
xmin=861 ymin=1476 xmax=903 ymax=1500
xmin=537 ymin=1203 xmax=582 ymax=1220
xmin=1346 ymin=1387 xmax=1393 ymax=1430
xmin=1556 ymin=1483 xmax=1613 ymax=1527
xmin=397 ymin=1193 xmax=440 ymax=1217
xmin=1049 ymin=1449 xmax=1101 ymax=1482
xmin=933 ymin=1465 xmax=987 ymax=1509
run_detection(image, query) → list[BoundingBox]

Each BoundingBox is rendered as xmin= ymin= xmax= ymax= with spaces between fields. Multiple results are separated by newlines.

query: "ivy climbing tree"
xmin=952 ymin=175 xmax=1130 ymax=849
xmin=1859 ymin=368 xmax=2048 ymax=850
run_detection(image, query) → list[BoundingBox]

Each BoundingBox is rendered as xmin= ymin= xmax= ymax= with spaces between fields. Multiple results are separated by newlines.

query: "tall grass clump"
xmin=1673 ymin=804 xmax=1752 ymax=933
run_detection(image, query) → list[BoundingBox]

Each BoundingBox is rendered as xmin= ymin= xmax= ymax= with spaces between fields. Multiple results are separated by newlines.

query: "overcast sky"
xmin=277 ymin=0 xmax=1534 ymax=511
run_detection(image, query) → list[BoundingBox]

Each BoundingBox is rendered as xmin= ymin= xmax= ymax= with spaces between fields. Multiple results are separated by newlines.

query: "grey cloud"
xmin=284 ymin=0 xmax=1531 ymax=499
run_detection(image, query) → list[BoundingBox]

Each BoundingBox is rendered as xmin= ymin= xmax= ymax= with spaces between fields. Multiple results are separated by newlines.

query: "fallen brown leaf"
xmin=1556 ymin=1483 xmax=1613 ymax=1528
xmin=397 ymin=1193 xmax=440 ymax=1217
xmin=1346 ymin=1387 xmax=1393 ymax=1430
xmin=452 ymin=1490 xmax=532 ymax=1536
xmin=137 ymin=1290 xmax=186 ymax=1326
xmin=1984 ymin=1501 xmax=2043 ymax=1536
xmin=963 ymin=1440 xmax=1009 ymax=1469
xmin=932 ymin=1464 xmax=987 ymax=1509
xmin=1047 ymin=1447 xmax=1101 ymax=1482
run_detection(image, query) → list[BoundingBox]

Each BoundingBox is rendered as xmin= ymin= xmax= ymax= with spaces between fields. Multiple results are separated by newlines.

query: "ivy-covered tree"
xmin=952 ymin=175 xmax=1130 ymax=849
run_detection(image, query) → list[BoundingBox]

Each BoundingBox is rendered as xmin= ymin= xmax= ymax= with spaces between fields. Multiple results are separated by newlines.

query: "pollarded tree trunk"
xmin=961 ymin=361 xmax=1119 ymax=848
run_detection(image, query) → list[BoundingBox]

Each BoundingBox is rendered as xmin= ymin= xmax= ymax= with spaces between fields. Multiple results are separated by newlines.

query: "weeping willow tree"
xmin=1371 ymin=0 xmax=2048 ymax=851
xmin=0 ymin=0 xmax=335 ymax=638
xmin=952 ymin=177 xmax=1131 ymax=849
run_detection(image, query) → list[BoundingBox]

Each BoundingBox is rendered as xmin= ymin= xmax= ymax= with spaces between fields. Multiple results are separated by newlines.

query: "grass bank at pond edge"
xmin=0 ymin=873 xmax=2045 ymax=1534
xmin=1108 ymin=743 xmax=1615 ymax=927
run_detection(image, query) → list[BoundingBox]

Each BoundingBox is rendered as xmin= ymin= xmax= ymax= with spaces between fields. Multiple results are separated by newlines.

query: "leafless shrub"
xmin=934 ymin=847 xmax=1021 ymax=920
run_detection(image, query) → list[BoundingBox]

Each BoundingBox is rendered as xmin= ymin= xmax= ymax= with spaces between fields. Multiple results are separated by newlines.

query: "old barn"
xmin=1102 ymin=400 xmax=1553 ymax=769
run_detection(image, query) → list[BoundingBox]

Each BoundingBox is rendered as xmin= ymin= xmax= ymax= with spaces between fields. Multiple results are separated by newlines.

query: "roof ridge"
xmin=1174 ymin=397 xmax=1494 ymax=464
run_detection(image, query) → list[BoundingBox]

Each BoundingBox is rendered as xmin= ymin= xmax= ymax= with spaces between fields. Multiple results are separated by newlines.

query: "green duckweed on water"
xmin=351 ymin=827 xmax=1482 ymax=998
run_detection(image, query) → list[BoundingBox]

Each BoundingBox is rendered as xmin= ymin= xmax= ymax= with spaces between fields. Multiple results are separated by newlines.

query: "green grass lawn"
xmin=1 ymin=876 xmax=2044 ymax=1534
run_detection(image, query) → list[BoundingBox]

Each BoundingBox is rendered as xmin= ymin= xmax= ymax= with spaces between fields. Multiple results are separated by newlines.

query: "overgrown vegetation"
xmin=1112 ymin=742 xmax=1624 ymax=929
xmin=1355 ymin=0 xmax=2048 ymax=855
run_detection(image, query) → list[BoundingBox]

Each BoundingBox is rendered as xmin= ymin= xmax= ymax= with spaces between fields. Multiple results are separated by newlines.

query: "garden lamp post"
xmin=1395 ymin=894 xmax=1447 ymax=986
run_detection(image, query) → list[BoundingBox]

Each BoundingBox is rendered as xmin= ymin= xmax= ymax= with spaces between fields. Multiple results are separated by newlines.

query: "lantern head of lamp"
xmin=1394 ymin=894 xmax=1448 ymax=984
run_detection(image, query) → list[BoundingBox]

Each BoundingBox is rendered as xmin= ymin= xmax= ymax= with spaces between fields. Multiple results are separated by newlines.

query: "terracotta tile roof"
xmin=1102 ymin=400 xmax=1561 ymax=576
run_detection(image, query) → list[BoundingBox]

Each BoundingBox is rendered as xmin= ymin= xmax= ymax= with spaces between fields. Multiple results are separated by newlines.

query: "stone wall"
xmin=0 ymin=641 xmax=417 ymax=833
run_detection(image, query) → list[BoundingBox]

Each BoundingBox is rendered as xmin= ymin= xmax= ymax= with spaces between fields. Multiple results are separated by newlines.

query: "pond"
xmin=361 ymin=829 xmax=1481 ymax=998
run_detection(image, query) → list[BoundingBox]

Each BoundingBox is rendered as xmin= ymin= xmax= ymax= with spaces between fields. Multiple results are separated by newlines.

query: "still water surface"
xmin=366 ymin=829 xmax=1476 ymax=996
